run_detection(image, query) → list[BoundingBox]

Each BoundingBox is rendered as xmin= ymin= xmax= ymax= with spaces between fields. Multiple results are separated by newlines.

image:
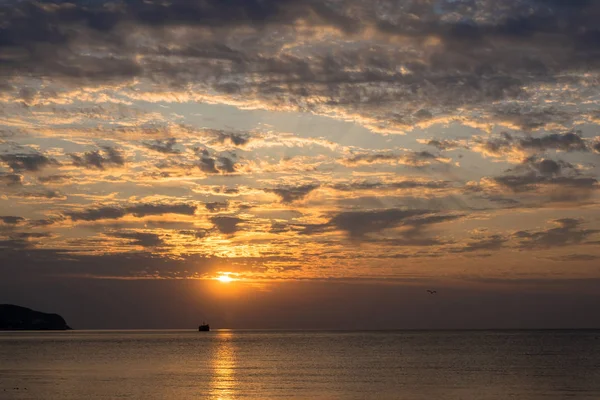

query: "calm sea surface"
xmin=1 ymin=330 xmax=599 ymax=399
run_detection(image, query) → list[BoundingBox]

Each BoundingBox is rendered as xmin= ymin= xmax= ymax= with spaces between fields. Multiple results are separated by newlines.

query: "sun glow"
xmin=217 ymin=274 xmax=234 ymax=283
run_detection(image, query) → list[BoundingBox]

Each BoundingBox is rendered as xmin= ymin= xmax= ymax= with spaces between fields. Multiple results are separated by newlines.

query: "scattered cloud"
xmin=515 ymin=219 xmax=600 ymax=249
xmin=0 ymin=153 xmax=58 ymax=172
xmin=266 ymin=184 xmax=320 ymax=203
xmin=66 ymin=203 xmax=197 ymax=222
xmin=210 ymin=216 xmax=243 ymax=235
xmin=2 ymin=0 xmax=600 ymax=285
xmin=342 ymin=151 xmax=450 ymax=167
xmin=0 ymin=216 xmax=25 ymax=225
xmin=70 ymin=147 xmax=125 ymax=170
xmin=143 ymin=138 xmax=180 ymax=154
xmin=112 ymin=232 xmax=164 ymax=248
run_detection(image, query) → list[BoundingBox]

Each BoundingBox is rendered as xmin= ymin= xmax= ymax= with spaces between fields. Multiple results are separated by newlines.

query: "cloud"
xmin=475 ymin=157 xmax=600 ymax=203
xmin=179 ymin=229 xmax=210 ymax=239
xmin=331 ymin=180 xmax=450 ymax=192
xmin=217 ymin=156 xmax=236 ymax=174
xmin=197 ymin=150 xmax=219 ymax=174
xmin=70 ymin=147 xmax=125 ymax=170
xmin=330 ymin=209 xmax=429 ymax=237
xmin=205 ymin=202 xmax=229 ymax=212
xmin=0 ymin=216 xmax=25 ymax=225
xmin=550 ymin=254 xmax=600 ymax=262
xmin=126 ymin=203 xmax=197 ymax=218
xmin=1 ymin=0 xmax=600 ymax=137
xmin=210 ymin=130 xmax=251 ymax=147
xmin=302 ymin=209 xmax=462 ymax=240
xmin=19 ymin=190 xmax=65 ymax=200
xmin=210 ymin=216 xmax=243 ymax=235
xmin=514 ymin=219 xmax=600 ymax=249
xmin=66 ymin=203 xmax=197 ymax=222
xmin=0 ymin=174 xmax=22 ymax=186
xmin=469 ymin=131 xmax=593 ymax=161
xmin=0 ymin=153 xmax=58 ymax=172
xmin=195 ymin=149 xmax=237 ymax=175
xmin=341 ymin=151 xmax=450 ymax=167
xmin=112 ymin=232 xmax=164 ymax=247
xmin=419 ymin=139 xmax=464 ymax=151
xmin=519 ymin=132 xmax=588 ymax=152
xmin=38 ymin=175 xmax=71 ymax=184
xmin=451 ymin=235 xmax=507 ymax=254
xmin=2 ymin=0 xmax=600 ymax=284
xmin=143 ymin=138 xmax=180 ymax=154
xmin=266 ymin=184 xmax=319 ymax=203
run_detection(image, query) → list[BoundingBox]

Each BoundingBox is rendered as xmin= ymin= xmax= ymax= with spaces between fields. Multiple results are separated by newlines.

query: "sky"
xmin=1 ymin=0 xmax=600 ymax=329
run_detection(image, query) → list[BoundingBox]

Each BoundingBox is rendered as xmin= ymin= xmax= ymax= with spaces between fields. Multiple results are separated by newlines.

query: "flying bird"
xmin=427 ymin=290 xmax=437 ymax=295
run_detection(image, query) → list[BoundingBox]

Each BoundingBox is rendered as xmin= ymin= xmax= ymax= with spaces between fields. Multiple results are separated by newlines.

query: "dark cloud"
xmin=515 ymin=157 xmax=577 ymax=177
xmin=143 ymin=138 xmax=180 ymax=154
xmin=472 ymin=131 xmax=592 ymax=159
xmin=0 ymin=153 xmax=58 ymax=172
xmin=328 ymin=209 xmax=429 ymax=238
xmin=305 ymin=209 xmax=462 ymax=239
xmin=550 ymin=254 xmax=599 ymax=262
xmin=38 ymin=175 xmax=71 ymax=184
xmin=0 ymin=174 xmax=22 ymax=186
xmin=217 ymin=156 xmax=237 ymax=174
xmin=423 ymin=139 xmax=463 ymax=151
xmin=299 ymin=209 xmax=464 ymax=246
xmin=205 ymin=201 xmax=229 ymax=212
xmin=495 ymin=175 xmax=597 ymax=192
xmin=2 ymin=0 xmax=600 ymax=138
xmin=210 ymin=216 xmax=243 ymax=235
xmin=491 ymin=106 xmax=574 ymax=131
xmin=519 ymin=132 xmax=588 ymax=152
xmin=0 ymin=3 xmax=590 ymax=117
xmin=210 ymin=130 xmax=251 ymax=147
xmin=19 ymin=189 xmax=65 ymax=199
xmin=472 ymin=132 xmax=515 ymax=158
xmin=491 ymin=157 xmax=598 ymax=200
xmin=113 ymin=232 xmax=164 ymax=247
xmin=514 ymin=219 xmax=600 ymax=249
xmin=342 ymin=151 xmax=447 ymax=167
xmin=12 ymin=232 xmax=52 ymax=240
xmin=451 ymin=235 xmax=507 ymax=253
xmin=332 ymin=180 xmax=450 ymax=192
xmin=197 ymin=150 xmax=219 ymax=174
xmin=67 ymin=203 xmax=197 ymax=222
xmin=67 ymin=206 xmax=126 ymax=222
xmin=266 ymin=184 xmax=319 ymax=203
xmin=179 ymin=229 xmax=210 ymax=239
xmin=127 ymin=203 xmax=197 ymax=218
xmin=196 ymin=149 xmax=237 ymax=174
xmin=0 ymin=216 xmax=25 ymax=225
xmin=70 ymin=147 xmax=125 ymax=170
xmin=270 ymin=222 xmax=291 ymax=234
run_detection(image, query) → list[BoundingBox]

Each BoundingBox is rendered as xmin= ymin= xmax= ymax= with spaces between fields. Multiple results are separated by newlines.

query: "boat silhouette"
xmin=198 ymin=322 xmax=210 ymax=332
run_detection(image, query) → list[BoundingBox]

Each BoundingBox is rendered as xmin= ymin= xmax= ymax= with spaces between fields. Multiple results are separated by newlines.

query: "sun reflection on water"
xmin=209 ymin=331 xmax=237 ymax=399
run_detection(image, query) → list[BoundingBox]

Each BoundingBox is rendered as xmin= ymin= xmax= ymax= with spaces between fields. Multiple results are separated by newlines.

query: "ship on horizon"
xmin=198 ymin=322 xmax=210 ymax=331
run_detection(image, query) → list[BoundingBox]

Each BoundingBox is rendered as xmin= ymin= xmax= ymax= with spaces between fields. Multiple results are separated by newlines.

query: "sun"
xmin=217 ymin=274 xmax=234 ymax=283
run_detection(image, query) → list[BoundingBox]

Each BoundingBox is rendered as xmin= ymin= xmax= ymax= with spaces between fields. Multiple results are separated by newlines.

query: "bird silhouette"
xmin=427 ymin=290 xmax=437 ymax=295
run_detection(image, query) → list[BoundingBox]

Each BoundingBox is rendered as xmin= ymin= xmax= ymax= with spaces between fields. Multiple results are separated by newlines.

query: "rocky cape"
xmin=0 ymin=304 xmax=71 ymax=330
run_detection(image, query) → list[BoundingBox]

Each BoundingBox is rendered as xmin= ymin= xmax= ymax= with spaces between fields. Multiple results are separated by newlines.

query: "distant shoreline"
xmin=0 ymin=304 xmax=71 ymax=331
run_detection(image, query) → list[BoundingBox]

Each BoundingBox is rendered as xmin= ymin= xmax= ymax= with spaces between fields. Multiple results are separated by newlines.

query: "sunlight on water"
xmin=210 ymin=331 xmax=236 ymax=399
xmin=1 ymin=330 xmax=600 ymax=399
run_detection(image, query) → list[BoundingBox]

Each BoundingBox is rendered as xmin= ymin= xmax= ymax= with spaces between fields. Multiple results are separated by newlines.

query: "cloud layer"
xmin=0 ymin=0 xmax=599 ymax=284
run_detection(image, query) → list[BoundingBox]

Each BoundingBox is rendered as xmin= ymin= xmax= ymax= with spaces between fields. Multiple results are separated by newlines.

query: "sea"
xmin=1 ymin=330 xmax=599 ymax=399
